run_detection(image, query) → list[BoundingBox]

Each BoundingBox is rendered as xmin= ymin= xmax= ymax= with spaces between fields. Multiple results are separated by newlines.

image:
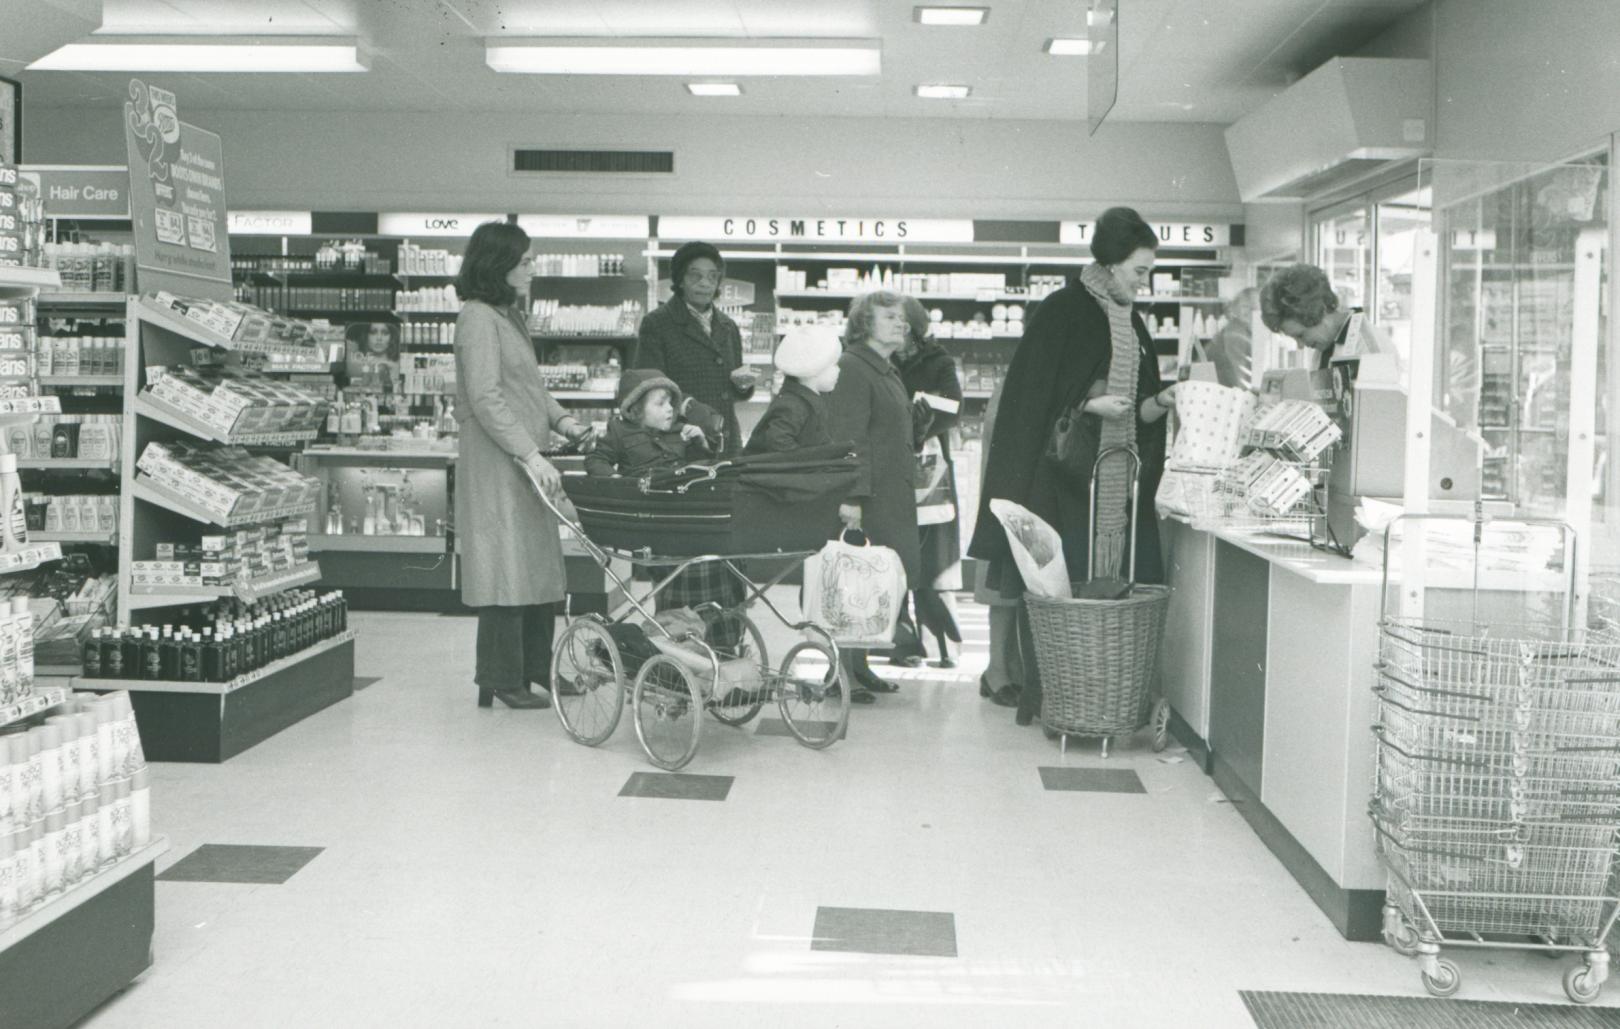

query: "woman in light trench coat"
xmin=454 ymin=221 xmax=593 ymax=709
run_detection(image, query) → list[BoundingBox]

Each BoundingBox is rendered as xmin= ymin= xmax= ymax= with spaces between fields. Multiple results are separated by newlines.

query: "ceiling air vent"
xmin=511 ymin=148 xmax=674 ymax=175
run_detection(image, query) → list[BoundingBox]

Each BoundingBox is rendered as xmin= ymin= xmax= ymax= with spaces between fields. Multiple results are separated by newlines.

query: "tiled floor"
xmin=84 ymin=602 xmax=1620 ymax=1028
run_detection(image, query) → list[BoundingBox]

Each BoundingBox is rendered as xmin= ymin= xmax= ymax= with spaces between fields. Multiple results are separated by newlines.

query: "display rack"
xmin=115 ymin=296 xmax=354 ymax=760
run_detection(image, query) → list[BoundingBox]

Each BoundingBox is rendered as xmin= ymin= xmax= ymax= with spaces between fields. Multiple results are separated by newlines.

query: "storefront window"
xmin=1314 ymin=207 xmax=1373 ymax=311
xmin=1373 ymin=189 xmax=1430 ymax=364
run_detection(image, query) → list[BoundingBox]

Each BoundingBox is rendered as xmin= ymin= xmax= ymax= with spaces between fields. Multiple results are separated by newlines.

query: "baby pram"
xmin=519 ymin=444 xmax=858 ymax=771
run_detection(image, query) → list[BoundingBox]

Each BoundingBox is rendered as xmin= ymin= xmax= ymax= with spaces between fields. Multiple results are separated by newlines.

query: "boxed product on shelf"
xmin=136 ymin=441 xmax=321 ymax=521
xmin=145 ymin=366 xmax=327 ymax=436
xmin=0 ymin=691 xmax=153 ymax=925
xmin=138 ymin=519 xmax=309 ymax=587
xmin=23 ymin=495 xmax=118 ymax=536
xmin=142 ymin=291 xmax=326 ymax=355
xmin=537 ymin=363 xmax=590 ymax=391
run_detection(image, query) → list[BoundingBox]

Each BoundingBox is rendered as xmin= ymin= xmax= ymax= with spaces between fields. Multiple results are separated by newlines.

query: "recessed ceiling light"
xmin=486 ymin=38 xmax=881 ymax=76
xmin=915 ymin=6 xmax=990 ymax=25
xmin=1045 ymin=37 xmax=1095 ymax=56
xmin=687 ymin=82 xmax=742 ymax=96
xmin=916 ymin=84 xmax=972 ymax=99
xmin=27 ymin=35 xmax=368 ymax=72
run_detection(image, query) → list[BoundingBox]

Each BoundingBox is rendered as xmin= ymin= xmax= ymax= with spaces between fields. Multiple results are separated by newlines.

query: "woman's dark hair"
xmin=455 ymin=221 xmax=531 ymax=308
xmin=1090 ymin=207 xmax=1160 ymax=266
xmin=669 ymin=240 xmax=724 ymax=299
xmin=1259 ymin=264 xmax=1338 ymax=332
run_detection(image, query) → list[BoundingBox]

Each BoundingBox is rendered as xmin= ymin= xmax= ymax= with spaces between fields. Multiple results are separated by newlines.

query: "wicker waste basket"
xmin=1026 ymin=584 xmax=1171 ymax=757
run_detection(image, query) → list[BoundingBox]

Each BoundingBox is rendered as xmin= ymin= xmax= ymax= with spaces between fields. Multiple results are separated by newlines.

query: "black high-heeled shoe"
xmin=477 ymin=687 xmax=551 ymax=710
xmin=854 ymin=663 xmax=899 ymax=693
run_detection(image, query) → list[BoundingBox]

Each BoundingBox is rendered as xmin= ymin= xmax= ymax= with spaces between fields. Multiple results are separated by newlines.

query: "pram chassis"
xmin=521 ymin=462 xmax=851 ymax=770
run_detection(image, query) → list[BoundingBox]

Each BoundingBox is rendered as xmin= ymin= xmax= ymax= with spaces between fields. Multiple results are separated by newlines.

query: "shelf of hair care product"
xmin=0 ymin=543 xmax=66 ymax=576
xmin=34 ymin=293 xmax=129 ymax=310
xmin=133 ymin=382 xmax=323 ymax=448
xmin=130 ymin=476 xmax=317 ymax=531
xmin=28 ymin=530 xmax=117 ymax=546
xmin=18 ymin=457 xmax=118 ymax=471
xmin=133 ymin=295 xmax=334 ymax=361
xmin=0 ymin=266 xmax=63 ymax=299
xmin=0 ymin=684 xmax=70 ymax=730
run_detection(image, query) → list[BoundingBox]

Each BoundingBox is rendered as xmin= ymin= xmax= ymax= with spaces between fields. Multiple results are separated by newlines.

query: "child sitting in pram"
xmin=585 ymin=369 xmax=725 ymax=478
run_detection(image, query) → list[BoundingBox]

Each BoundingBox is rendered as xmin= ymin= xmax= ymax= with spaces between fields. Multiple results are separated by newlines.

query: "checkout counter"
xmin=1158 ymin=356 xmax=1483 ymax=942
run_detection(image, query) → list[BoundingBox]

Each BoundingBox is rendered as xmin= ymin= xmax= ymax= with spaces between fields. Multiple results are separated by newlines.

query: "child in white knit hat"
xmin=744 ymin=325 xmax=843 ymax=454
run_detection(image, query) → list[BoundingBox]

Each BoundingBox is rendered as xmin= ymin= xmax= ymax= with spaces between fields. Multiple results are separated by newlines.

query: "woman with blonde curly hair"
xmin=1258 ymin=263 xmax=1395 ymax=369
xmin=826 ymin=289 xmax=921 ymax=702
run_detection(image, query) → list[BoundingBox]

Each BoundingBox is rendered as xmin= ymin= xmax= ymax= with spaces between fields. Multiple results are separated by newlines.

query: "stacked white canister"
xmin=0 ymin=691 xmax=151 ymax=925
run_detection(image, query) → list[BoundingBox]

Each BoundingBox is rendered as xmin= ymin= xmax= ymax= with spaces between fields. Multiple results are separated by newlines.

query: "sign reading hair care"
xmin=124 ymin=80 xmax=232 ymax=300
xmin=228 ymin=210 xmax=312 ymax=235
xmin=659 ymin=216 xmax=974 ymax=244
xmin=515 ymin=214 xmax=650 ymax=239
xmin=1061 ymin=221 xmax=1231 ymax=247
xmin=377 ymin=213 xmax=505 ymax=237
xmin=18 ymin=166 xmax=129 ymax=219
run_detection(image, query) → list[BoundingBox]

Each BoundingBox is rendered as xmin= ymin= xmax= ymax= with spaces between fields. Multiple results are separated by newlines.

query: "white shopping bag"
xmin=1169 ymin=381 xmax=1258 ymax=468
xmin=802 ymin=531 xmax=908 ymax=648
xmin=989 ymin=499 xmax=1071 ymax=599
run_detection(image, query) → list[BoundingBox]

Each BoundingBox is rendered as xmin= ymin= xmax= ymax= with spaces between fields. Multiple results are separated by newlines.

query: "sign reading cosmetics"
xmin=659 ymin=216 xmax=974 ymax=244
xmin=123 ymin=80 xmax=232 ymax=300
xmin=1061 ymin=221 xmax=1231 ymax=248
xmin=377 ymin=213 xmax=504 ymax=238
xmin=17 ymin=166 xmax=129 ymax=219
xmin=227 ymin=210 xmax=312 ymax=236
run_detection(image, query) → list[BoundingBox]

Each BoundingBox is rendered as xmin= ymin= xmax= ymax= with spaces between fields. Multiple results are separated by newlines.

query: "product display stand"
xmin=96 ymin=297 xmax=355 ymax=762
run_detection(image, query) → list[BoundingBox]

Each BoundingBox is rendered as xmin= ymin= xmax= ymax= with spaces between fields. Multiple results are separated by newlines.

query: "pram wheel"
xmin=709 ymin=615 xmax=769 ymax=727
xmin=550 ymin=618 xmax=626 ymax=746
xmin=633 ymin=654 xmax=704 ymax=771
xmin=1151 ymin=698 xmax=1171 ymax=752
xmin=776 ymin=641 xmax=849 ymax=750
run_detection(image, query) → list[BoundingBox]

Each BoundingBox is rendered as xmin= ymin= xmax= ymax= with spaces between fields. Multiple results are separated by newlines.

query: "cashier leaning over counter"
xmin=1258 ymin=263 xmax=1396 ymax=368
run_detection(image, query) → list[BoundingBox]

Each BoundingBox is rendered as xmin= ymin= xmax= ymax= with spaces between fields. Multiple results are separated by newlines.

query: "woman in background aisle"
xmin=454 ymin=221 xmax=594 ymax=709
xmin=633 ymin=240 xmax=756 ymax=651
xmin=891 ymin=296 xmax=964 ymax=669
xmin=966 ymin=207 xmax=1177 ymax=725
xmin=827 ymin=291 xmax=922 ymax=702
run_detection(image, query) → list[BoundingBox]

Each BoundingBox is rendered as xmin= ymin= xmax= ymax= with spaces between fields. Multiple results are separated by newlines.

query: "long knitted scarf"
xmin=1079 ymin=261 xmax=1139 ymax=580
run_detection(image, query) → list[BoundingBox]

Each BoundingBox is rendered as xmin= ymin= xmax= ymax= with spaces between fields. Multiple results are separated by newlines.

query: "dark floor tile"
xmin=811 ymin=906 xmax=957 ymax=958
xmin=158 ymin=845 xmax=323 ymax=885
xmin=618 ymin=772 xmax=734 ymax=801
xmin=1038 ymin=767 xmax=1146 ymax=794
xmin=1241 ymin=990 xmax=1620 ymax=1027
xmin=352 ymin=676 xmax=382 ymax=691
xmin=755 ymin=717 xmax=847 ymax=741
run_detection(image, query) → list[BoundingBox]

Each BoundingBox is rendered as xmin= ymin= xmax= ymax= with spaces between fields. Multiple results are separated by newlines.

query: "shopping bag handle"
xmin=838 ymin=528 xmax=871 ymax=547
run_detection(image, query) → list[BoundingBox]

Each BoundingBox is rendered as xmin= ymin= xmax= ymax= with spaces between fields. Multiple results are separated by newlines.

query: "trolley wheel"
xmin=1565 ymin=965 xmax=1604 ymax=1004
xmin=1421 ymin=959 xmax=1461 ymax=998
xmin=775 ymin=640 xmax=849 ymax=750
xmin=1151 ymin=698 xmax=1171 ymax=752
xmin=709 ymin=615 xmax=769 ymax=727
xmin=1383 ymin=923 xmax=1421 ymax=958
xmin=549 ymin=618 xmax=625 ymax=746
xmin=632 ymin=655 xmax=703 ymax=771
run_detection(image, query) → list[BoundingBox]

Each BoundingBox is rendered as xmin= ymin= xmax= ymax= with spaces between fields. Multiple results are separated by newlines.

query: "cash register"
xmin=1259 ymin=353 xmax=1484 ymax=552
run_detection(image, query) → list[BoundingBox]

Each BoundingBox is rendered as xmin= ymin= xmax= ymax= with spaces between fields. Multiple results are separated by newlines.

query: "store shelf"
xmin=284 ymin=308 xmax=396 ymax=319
xmin=0 ymin=685 xmax=70 ymax=730
xmin=532 ymin=334 xmax=638 ymax=344
xmin=75 ymin=629 xmax=357 ymax=696
xmin=128 ymin=561 xmax=323 ymax=609
xmin=0 ymin=266 xmax=62 ymax=299
xmin=135 ymin=393 xmax=320 ymax=448
xmin=134 ymin=297 xmax=325 ymax=361
xmin=29 ymin=529 xmax=117 ymax=545
xmin=38 ymin=375 xmax=124 ymax=389
xmin=18 ymin=457 xmax=118 ymax=471
xmin=1135 ymin=295 xmax=1225 ymax=305
xmin=0 ymin=542 xmax=64 ymax=574
xmin=34 ymin=292 xmax=126 ymax=309
xmin=774 ymin=288 xmax=988 ymax=301
xmin=132 ymin=477 xmax=316 ymax=530
xmin=393 ymin=309 xmax=460 ymax=317
xmin=303 ymin=445 xmax=455 ymax=461
xmin=0 ymin=836 xmax=169 ymax=954
xmin=308 ymin=534 xmax=448 ymax=554
xmin=551 ymin=391 xmax=616 ymax=402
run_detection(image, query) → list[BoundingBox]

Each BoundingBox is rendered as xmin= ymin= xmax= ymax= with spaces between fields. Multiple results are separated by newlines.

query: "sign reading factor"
xmin=660 ymin=216 xmax=974 ymax=244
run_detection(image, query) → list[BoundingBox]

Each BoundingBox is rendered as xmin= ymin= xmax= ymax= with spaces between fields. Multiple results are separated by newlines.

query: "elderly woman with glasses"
xmin=826 ymin=290 xmax=923 ymax=702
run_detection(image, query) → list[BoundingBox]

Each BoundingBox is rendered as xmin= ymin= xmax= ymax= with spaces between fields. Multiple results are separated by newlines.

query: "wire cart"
xmin=1371 ymin=510 xmax=1620 ymax=1002
xmin=519 ymin=461 xmax=851 ymax=772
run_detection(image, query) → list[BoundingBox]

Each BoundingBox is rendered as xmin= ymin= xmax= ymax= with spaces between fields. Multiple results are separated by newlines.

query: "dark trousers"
xmin=1014 ymin=600 xmax=1046 ymax=722
xmin=475 ymin=603 xmax=559 ymax=693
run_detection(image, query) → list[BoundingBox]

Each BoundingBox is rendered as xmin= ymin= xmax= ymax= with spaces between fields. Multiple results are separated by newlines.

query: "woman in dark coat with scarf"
xmin=966 ymin=207 xmax=1179 ymax=725
xmin=827 ymin=290 xmax=921 ymax=702
xmin=631 ymin=240 xmax=758 ymax=651
xmin=889 ymin=296 xmax=964 ymax=668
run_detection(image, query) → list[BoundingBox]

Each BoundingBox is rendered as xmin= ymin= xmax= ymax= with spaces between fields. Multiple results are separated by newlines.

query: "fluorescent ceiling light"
xmin=915 ymin=6 xmax=990 ymax=25
xmin=687 ymin=82 xmax=742 ymax=96
xmin=28 ymin=35 xmax=368 ymax=73
xmin=486 ymin=38 xmax=880 ymax=76
xmin=916 ymin=84 xmax=971 ymax=99
xmin=1045 ymin=37 xmax=1095 ymax=56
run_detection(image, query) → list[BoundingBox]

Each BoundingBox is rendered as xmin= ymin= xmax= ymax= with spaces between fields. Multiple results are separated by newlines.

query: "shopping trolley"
xmin=518 ymin=457 xmax=852 ymax=772
xmin=1371 ymin=509 xmax=1620 ymax=1002
xmin=1025 ymin=446 xmax=1172 ymax=758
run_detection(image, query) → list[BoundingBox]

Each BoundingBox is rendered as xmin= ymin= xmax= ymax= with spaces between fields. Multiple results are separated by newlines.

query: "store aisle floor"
xmin=85 ymin=605 xmax=1619 ymax=1028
